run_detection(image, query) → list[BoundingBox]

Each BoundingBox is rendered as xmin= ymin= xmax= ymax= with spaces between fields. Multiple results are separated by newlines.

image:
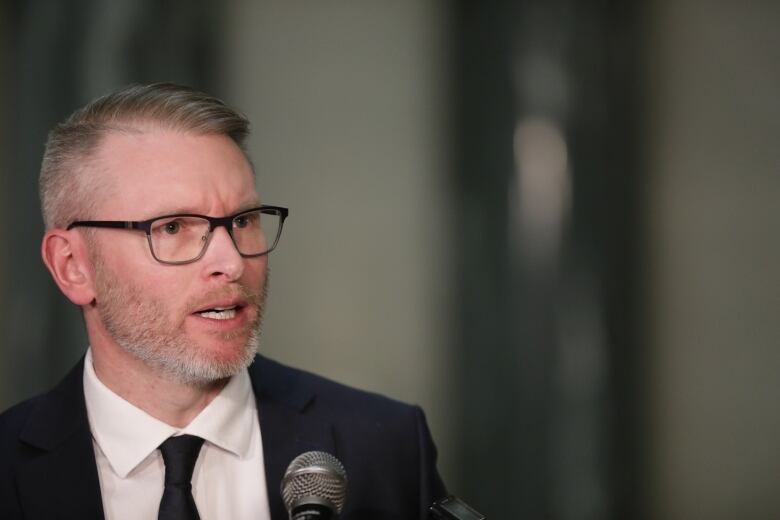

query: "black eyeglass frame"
xmin=67 ymin=205 xmax=289 ymax=265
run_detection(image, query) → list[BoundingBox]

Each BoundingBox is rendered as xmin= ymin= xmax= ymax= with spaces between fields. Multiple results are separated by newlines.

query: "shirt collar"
xmin=82 ymin=348 xmax=256 ymax=478
xmin=182 ymin=361 xmax=256 ymax=458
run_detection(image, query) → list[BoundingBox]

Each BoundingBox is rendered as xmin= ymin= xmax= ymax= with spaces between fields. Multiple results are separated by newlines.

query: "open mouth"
xmin=195 ymin=305 xmax=241 ymax=320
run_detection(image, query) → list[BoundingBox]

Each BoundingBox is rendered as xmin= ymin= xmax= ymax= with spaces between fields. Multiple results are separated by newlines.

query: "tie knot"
xmin=159 ymin=435 xmax=205 ymax=486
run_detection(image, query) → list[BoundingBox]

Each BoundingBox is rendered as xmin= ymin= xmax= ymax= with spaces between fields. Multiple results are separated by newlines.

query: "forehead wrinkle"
xmin=137 ymin=199 xmax=261 ymax=220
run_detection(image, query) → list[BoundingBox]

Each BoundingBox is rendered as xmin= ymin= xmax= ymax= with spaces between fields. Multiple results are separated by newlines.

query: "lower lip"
xmin=188 ymin=307 xmax=250 ymax=331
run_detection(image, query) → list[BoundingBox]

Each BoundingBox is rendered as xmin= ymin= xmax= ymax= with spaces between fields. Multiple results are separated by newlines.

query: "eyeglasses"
xmin=67 ymin=205 xmax=289 ymax=265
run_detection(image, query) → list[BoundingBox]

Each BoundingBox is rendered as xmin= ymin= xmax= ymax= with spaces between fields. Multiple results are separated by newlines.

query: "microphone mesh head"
xmin=281 ymin=451 xmax=348 ymax=513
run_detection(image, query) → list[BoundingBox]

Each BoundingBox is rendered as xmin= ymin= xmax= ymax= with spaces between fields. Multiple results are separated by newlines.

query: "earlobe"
xmin=41 ymin=229 xmax=97 ymax=306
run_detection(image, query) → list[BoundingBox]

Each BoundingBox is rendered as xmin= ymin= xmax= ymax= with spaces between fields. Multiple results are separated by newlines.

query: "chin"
xmin=145 ymin=331 xmax=260 ymax=386
xmin=200 ymin=344 xmax=251 ymax=368
xmin=199 ymin=329 xmax=259 ymax=373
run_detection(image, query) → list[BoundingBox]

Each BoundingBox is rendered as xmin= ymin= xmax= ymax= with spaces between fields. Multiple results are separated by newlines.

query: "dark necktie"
xmin=158 ymin=435 xmax=205 ymax=520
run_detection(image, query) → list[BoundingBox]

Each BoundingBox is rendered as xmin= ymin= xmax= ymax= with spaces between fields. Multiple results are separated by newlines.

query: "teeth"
xmin=198 ymin=308 xmax=237 ymax=320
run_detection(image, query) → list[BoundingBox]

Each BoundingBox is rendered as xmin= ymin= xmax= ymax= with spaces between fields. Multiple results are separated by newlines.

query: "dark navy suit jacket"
xmin=0 ymin=354 xmax=447 ymax=519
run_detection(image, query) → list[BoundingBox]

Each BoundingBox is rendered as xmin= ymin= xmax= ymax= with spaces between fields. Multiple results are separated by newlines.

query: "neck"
xmin=88 ymin=333 xmax=227 ymax=429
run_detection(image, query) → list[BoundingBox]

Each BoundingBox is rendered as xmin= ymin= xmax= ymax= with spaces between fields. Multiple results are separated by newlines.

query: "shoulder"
xmin=0 ymin=358 xmax=88 ymax=456
xmin=248 ymin=354 xmax=440 ymax=483
xmin=249 ymin=355 xmax=447 ymax=516
xmin=0 ymin=393 xmax=48 ymax=517
xmin=0 ymin=395 xmax=42 ymax=449
xmin=249 ymin=354 xmax=424 ymax=424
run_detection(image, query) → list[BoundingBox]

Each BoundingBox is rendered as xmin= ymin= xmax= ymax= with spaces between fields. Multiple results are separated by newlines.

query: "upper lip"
xmin=193 ymin=298 xmax=246 ymax=313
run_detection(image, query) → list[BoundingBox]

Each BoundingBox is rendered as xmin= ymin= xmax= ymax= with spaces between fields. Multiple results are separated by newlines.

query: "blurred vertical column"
xmin=643 ymin=2 xmax=780 ymax=518
xmin=0 ymin=0 xmax=223 ymax=409
xmin=0 ymin=0 xmax=88 ymax=408
xmin=452 ymin=1 xmax=643 ymax=518
xmin=0 ymin=1 xmax=14 ymax=407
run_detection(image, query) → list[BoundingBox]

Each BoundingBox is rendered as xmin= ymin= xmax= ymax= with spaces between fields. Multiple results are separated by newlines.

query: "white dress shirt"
xmin=83 ymin=348 xmax=271 ymax=520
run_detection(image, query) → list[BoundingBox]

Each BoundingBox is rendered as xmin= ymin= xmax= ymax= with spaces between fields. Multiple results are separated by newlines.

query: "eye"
xmin=234 ymin=212 xmax=260 ymax=229
xmin=163 ymin=221 xmax=181 ymax=234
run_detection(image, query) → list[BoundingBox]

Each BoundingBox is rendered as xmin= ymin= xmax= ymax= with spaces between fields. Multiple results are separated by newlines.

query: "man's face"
xmin=86 ymin=128 xmax=268 ymax=385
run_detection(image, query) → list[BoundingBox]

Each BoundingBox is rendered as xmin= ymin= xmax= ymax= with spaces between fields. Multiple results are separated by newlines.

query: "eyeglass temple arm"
xmin=66 ymin=220 xmax=143 ymax=231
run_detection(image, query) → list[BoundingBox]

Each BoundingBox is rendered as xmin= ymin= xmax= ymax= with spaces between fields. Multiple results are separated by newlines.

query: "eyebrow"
xmin=141 ymin=200 xmax=261 ymax=219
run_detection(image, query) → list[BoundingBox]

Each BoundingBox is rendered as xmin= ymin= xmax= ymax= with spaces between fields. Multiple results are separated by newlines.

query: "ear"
xmin=41 ymin=229 xmax=97 ymax=306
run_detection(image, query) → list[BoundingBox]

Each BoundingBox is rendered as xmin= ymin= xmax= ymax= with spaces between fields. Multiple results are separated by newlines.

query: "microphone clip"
xmin=430 ymin=495 xmax=486 ymax=520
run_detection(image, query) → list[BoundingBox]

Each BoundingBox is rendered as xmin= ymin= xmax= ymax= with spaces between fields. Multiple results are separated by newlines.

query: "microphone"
xmin=281 ymin=451 xmax=348 ymax=520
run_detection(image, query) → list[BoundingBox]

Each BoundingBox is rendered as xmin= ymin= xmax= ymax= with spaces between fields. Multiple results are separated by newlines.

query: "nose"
xmin=200 ymin=226 xmax=244 ymax=281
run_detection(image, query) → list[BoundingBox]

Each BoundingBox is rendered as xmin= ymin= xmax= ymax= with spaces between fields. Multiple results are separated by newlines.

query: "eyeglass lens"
xmin=149 ymin=210 xmax=281 ymax=263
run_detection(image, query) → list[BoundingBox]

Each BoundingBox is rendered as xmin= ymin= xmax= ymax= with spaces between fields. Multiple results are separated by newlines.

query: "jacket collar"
xmin=248 ymin=355 xmax=337 ymax=520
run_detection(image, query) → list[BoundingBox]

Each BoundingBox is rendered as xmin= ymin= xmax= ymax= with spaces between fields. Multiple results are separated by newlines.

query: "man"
xmin=0 ymin=83 xmax=446 ymax=519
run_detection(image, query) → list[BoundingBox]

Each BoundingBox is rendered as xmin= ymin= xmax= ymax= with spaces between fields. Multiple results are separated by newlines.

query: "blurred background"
xmin=1 ymin=1 xmax=778 ymax=518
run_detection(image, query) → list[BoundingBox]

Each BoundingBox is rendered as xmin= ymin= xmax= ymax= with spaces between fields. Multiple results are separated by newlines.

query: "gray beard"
xmin=93 ymin=255 xmax=268 ymax=386
xmin=113 ymin=322 xmax=262 ymax=386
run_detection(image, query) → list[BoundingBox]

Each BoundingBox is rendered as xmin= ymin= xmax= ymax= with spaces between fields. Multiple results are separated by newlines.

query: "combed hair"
xmin=39 ymin=83 xmax=251 ymax=229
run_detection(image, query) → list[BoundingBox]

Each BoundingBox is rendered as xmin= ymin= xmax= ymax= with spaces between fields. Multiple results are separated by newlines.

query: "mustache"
xmin=184 ymin=283 xmax=265 ymax=315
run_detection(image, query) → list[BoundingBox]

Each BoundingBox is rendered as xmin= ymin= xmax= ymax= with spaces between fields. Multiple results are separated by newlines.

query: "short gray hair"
xmin=39 ymin=83 xmax=251 ymax=229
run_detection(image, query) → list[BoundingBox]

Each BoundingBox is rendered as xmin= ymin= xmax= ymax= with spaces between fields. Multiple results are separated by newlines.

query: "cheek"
xmin=94 ymin=235 xmax=158 ymax=282
xmin=108 ymin=232 xmax=154 ymax=261
xmin=151 ymin=272 xmax=198 ymax=309
xmin=244 ymin=257 xmax=268 ymax=285
xmin=116 ymin=262 xmax=194 ymax=314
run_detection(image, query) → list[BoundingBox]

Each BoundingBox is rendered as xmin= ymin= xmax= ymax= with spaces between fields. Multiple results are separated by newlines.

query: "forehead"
xmin=90 ymin=128 xmax=257 ymax=218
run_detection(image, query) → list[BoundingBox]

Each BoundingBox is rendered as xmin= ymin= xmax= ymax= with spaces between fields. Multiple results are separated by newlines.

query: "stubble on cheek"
xmin=94 ymin=270 xmax=180 ymax=350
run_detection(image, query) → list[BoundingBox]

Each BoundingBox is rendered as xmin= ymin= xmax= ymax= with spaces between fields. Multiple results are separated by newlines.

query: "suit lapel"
xmin=249 ymin=356 xmax=336 ymax=520
xmin=16 ymin=358 xmax=104 ymax=519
